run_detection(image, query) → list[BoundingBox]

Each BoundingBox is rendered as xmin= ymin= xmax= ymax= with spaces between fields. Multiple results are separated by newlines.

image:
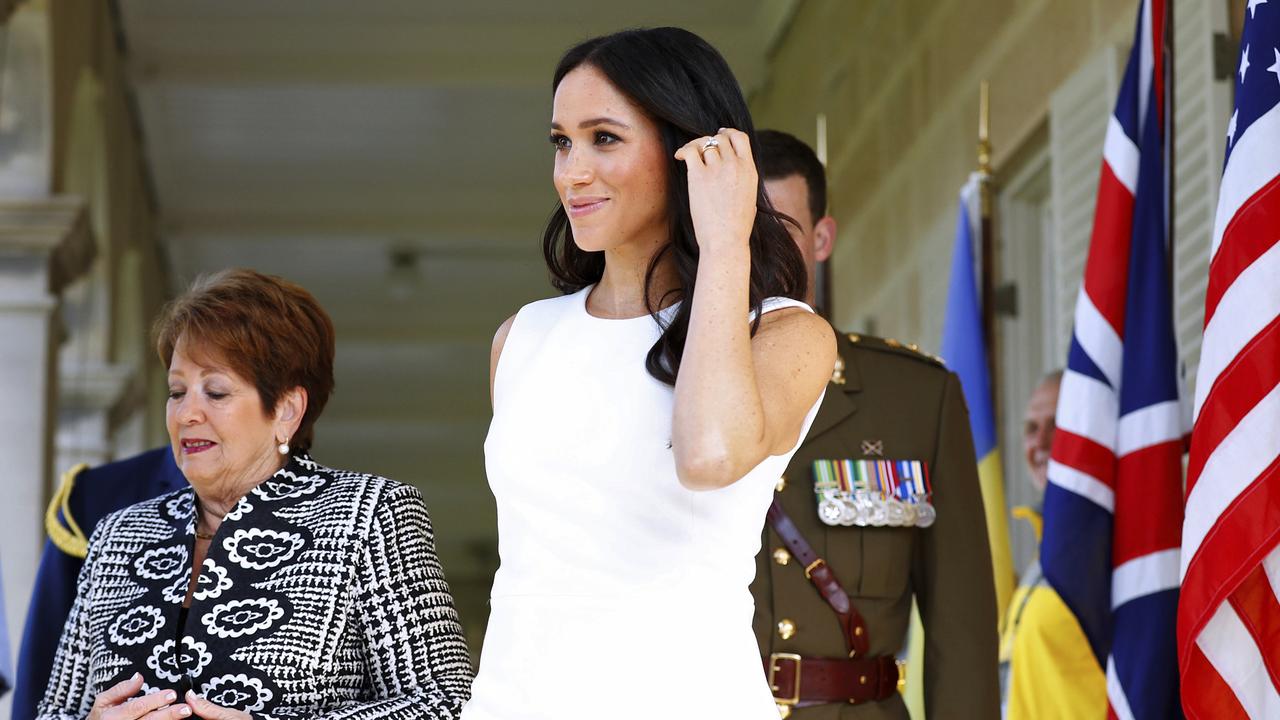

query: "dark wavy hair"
xmin=544 ymin=27 xmax=807 ymax=385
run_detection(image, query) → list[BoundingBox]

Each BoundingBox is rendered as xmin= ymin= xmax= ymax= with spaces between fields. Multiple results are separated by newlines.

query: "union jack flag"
xmin=1178 ymin=2 xmax=1280 ymax=717
xmin=1040 ymin=0 xmax=1184 ymax=717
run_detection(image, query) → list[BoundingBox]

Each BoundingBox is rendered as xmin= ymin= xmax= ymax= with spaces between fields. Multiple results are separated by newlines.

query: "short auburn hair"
xmin=154 ymin=268 xmax=335 ymax=453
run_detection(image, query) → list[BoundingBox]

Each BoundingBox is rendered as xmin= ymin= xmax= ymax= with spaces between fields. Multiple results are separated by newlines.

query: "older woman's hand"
xmin=184 ymin=690 xmax=251 ymax=720
xmin=88 ymin=674 xmax=191 ymax=719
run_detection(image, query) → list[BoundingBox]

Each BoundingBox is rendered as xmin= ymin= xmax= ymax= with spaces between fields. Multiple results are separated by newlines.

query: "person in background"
xmin=999 ymin=370 xmax=1106 ymax=719
xmin=752 ymin=129 xmax=1000 ymax=719
xmin=13 ymin=449 xmax=186 ymax=720
xmin=37 ymin=268 xmax=472 ymax=720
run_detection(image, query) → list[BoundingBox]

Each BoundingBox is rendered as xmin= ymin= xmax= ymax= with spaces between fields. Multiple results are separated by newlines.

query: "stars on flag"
xmin=1228 ymin=109 xmax=1239 ymax=145
xmin=1240 ymin=44 xmax=1251 ymax=82
xmin=1269 ymin=47 xmax=1280 ymax=86
xmin=1249 ymin=0 xmax=1269 ymax=20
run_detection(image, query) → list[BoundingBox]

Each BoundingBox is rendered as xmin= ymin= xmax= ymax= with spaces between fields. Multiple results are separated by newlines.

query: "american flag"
xmin=1040 ymin=0 xmax=1185 ymax=717
xmin=1178 ymin=1 xmax=1280 ymax=717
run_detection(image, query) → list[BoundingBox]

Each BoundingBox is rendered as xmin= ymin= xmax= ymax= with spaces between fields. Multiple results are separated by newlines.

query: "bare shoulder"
xmin=491 ymin=313 xmax=517 ymax=365
xmin=490 ymin=313 xmax=518 ymax=404
xmin=756 ymin=307 xmax=836 ymax=357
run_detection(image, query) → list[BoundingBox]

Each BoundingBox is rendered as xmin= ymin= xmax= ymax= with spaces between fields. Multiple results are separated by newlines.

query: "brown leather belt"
xmin=766 ymin=499 xmax=870 ymax=657
xmin=765 ymin=652 xmax=901 ymax=707
xmin=765 ymin=499 xmax=901 ymax=710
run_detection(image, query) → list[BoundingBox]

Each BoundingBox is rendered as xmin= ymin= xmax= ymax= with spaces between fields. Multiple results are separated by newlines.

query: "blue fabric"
xmin=12 ymin=448 xmax=185 ymax=720
xmin=940 ymin=180 xmax=998 ymax=456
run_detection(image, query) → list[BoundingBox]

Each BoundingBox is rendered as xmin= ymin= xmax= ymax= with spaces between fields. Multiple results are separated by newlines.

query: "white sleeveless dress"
xmin=463 ymin=285 xmax=824 ymax=720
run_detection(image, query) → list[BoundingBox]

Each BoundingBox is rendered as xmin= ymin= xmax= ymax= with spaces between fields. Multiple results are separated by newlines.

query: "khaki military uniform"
xmin=752 ymin=332 xmax=1000 ymax=719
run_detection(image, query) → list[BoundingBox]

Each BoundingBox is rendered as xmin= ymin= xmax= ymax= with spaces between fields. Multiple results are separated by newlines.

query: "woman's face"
xmin=166 ymin=336 xmax=282 ymax=493
xmin=551 ymin=64 xmax=669 ymax=253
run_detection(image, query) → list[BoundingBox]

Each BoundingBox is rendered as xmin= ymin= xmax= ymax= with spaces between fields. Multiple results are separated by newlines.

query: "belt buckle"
xmin=768 ymin=652 xmax=802 ymax=706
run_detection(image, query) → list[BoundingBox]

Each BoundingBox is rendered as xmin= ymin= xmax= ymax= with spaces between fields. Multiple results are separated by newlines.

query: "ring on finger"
xmin=698 ymin=137 xmax=721 ymax=157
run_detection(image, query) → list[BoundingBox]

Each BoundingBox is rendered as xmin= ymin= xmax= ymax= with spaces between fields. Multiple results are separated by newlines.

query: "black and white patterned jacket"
xmin=37 ymin=454 xmax=473 ymax=719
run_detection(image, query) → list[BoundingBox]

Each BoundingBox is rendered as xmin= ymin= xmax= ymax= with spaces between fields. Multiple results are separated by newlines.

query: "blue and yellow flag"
xmin=939 ymin=174 xmax=1015 ymax=621
xmin=905 ymin=175 xmax=1017 ymax=718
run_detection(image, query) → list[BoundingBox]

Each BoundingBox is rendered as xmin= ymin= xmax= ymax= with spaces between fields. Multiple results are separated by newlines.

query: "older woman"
xmin=37 ymin=269 xmax=472 ymax=720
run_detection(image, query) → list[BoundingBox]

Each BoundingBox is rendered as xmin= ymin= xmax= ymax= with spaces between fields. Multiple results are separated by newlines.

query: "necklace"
xmin=194 ymin=499 xmax=216 ymax=540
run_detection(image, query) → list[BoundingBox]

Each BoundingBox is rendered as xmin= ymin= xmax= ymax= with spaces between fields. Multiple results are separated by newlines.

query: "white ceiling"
xmin=116 ymin=0 xmax=798 ymax=628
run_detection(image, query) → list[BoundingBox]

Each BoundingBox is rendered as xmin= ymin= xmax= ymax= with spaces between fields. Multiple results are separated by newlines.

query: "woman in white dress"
xmin=464 ymin=27 xmax=836 ymax=719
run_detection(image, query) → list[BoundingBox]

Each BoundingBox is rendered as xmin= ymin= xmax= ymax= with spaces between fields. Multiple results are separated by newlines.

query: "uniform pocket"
xmin=854 ymin=526 xmax=914 ymax=598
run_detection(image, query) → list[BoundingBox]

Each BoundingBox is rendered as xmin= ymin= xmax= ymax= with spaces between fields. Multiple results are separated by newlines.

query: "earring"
xmin=278 ymin=438 xmax=290 ymax=455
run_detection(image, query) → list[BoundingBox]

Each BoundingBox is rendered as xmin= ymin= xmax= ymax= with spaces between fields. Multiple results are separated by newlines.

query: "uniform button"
xmin=775 ymin=475 xmax=787 ymax=492
xmin=777 ymin=618 xmax=797 ymax=640
xmin=772 ymin=548 xmax=791 ymax=566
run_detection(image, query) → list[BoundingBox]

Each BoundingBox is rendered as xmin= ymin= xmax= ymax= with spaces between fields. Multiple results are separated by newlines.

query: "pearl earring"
xmin=278 ymin=439 xmax=290 ymax=455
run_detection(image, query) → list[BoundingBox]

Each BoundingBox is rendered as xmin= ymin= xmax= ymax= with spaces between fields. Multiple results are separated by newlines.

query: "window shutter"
xmin=1048 ymin=45 xmax=1121 ymax=362
xmin=1171 ymin=0 xmax=1232 ymax=395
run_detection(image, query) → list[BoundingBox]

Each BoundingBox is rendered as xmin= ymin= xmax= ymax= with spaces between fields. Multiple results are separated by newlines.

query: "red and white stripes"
xmin=1178 ymin=7 xmax=1280 ymax=716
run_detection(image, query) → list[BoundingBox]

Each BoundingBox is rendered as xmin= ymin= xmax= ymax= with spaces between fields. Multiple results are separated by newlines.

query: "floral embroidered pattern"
xmin=108 ymin=605 xmax=164 ymax=646
xmin=223 ymin=495 xmax=254 ymax=522
xmin=200 ymin=673 xmax=274 ymax=712
xmin=224 ymin=528 xmax=304 ymax=570
xmin=202 ymin=598 xmax=285 ymax=639
xmin=194 ymin=558 xmax=233 ymax=600
xmin=164 ymin=493 xmax=194 ymax=521
xmin=146 ymin=636 xmax=212 ymax=682
xmin=255 ymin=471 xmax=325 ymax=501
xmin=134 ymin=545 xmax=189 ymax=580
xmin=161 ymin=576 xmax=188 ymax=605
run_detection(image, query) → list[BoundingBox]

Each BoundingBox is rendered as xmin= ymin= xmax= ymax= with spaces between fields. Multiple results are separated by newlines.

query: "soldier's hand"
xmin=88 ymin=673 xmax=191 ymax=719
xmin=184 ymin=690 xmax=251 ymax=720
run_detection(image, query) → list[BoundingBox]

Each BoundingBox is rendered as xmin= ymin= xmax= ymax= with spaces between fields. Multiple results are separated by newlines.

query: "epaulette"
xmin=46 ymin=463 xmax=90 ymax=559
xmin=844 ymin=332 xmax=947 ymax=369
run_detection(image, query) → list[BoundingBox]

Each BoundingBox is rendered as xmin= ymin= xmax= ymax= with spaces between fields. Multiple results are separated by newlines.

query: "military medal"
xmin=812 ymin=461 xmax=846 ymax=527
xmin=814 ymin=459 xmax=934 ymax=528
xmin=812 ymin=460 xmax=870 ymax=527
xmin=914 ymin=503 xmax=937 ymax=528
xmin=893 ymin=461 xmax=920 ymax=526
xmin=901 ymin=460 xmax=936 ymax=528
xmin=818 ymin=497 xmax=845 ymax=525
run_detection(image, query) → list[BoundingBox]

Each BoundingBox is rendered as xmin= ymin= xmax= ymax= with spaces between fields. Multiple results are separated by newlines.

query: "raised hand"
xmin=674 ymin=128 xmax=758 ymax=254
xmin=88 ymin=673 xmax=191 ymax=719
xmin=184 ymin=690 xmax=252 ymax=720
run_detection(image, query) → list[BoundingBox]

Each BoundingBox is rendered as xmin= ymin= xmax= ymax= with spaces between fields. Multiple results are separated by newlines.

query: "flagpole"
xmin=977 ymin=81 xmax=996 ymax=387
xmin=1164 ymin=0 xmax=1176 ymax=312
xmin=816 ymin=113 xmax=833 ymax=319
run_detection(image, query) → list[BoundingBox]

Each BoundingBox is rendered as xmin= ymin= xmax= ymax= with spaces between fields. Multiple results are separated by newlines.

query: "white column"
xmin=0 ymin=197 xmax=93 ymax=672
xmin=57 ymin=361 xmax=139 ymax=470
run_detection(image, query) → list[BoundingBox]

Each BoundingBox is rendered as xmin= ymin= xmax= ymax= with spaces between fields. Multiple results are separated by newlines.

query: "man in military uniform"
xmin=753 ymin=130 xmax=999 ymax=719
xmin=12 ymin=447 xmax=185 ymax=719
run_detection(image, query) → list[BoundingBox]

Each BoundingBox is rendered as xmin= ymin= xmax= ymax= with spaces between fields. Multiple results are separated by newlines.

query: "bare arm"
xmin=489 ymin=314 xmax=516 ymax=407
xmin=671 ymin=129 xmax=835 ymax=490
